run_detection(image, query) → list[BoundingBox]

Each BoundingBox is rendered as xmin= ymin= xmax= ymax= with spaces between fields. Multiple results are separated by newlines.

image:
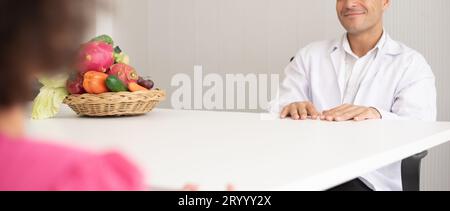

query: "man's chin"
xmin=343 ymin=26 xmax=367 ymax=35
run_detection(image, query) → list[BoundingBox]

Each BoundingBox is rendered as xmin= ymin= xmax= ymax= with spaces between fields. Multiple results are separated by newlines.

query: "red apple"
xmin=66 ymin=73 xmax=85 ymax=94
xmin=107 ymin=63 xmax=139 ymax=85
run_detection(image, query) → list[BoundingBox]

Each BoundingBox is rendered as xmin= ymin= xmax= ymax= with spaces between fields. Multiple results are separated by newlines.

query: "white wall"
xmin=100 ymin=0 xmax=450 ymax=190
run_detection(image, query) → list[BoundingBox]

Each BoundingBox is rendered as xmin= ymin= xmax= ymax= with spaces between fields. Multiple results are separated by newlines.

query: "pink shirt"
xmin=0 ymin=134 xmax=145 ymax=191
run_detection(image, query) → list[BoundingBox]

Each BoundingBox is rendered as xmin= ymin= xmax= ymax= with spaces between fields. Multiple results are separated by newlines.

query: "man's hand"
xmin=281 ymin=102 xmax=320 ymax=120
xmin=321 ymin=104 xmax=381 ymax=122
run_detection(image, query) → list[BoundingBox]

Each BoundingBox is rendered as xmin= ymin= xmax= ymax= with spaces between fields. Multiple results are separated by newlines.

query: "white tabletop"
xmin=26 ymin=106 xmax=450 ymax=191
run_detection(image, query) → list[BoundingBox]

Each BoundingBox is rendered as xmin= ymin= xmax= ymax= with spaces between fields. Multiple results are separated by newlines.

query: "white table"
xmin=26 ymin=106 xmax=450 ymax=191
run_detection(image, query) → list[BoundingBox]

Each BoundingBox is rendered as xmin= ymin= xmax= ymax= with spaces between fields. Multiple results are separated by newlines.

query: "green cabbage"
xmin=31 ymin=74 xmax=69 ymax=120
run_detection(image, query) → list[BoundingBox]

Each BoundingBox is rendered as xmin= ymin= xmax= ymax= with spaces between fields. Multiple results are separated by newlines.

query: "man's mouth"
xmin=344 ymin=10 xmax=366 ymax=17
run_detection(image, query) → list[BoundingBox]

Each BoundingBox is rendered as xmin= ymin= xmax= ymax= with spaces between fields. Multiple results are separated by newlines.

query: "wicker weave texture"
xmin=63 ymin=90 xmax=165 ymax=117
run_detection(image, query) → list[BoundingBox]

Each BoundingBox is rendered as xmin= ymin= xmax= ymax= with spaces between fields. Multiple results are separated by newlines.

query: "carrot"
xmin=128 ymin=82 xmax=148 ymax=92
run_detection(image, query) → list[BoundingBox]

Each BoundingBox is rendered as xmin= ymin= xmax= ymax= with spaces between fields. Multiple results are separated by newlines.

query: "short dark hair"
xmin=0 ymin=0 xmax=91 ymax=107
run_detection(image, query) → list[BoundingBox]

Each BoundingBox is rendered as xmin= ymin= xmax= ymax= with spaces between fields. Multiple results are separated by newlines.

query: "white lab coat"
xmin=270 ymin=33 xmax=437 ymax=191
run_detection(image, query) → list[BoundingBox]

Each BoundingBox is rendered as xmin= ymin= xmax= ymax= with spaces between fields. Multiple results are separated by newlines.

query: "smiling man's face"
xmin=336 ymin=0 xmax=389 ymax=34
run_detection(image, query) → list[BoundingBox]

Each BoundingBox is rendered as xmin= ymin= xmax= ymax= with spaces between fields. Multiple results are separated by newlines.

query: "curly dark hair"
xmin=0 ymin=0 xmax=91 ymax=107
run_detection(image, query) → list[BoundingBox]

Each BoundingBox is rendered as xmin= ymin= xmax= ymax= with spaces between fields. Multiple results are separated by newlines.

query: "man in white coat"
xmin=270 ymin=0 xmax=436 ymax=191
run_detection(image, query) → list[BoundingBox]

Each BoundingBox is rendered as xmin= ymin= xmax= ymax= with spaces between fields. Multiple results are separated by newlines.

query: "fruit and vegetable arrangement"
xmin=32 ymin=35 xmax=164 ymax=119
xmin=67 ymin=35 xmax=154 ymax=95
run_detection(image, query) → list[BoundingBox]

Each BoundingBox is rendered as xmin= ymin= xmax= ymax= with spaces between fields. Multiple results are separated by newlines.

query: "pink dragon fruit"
xmin=76 ymin=41 xmax=114 ymax=74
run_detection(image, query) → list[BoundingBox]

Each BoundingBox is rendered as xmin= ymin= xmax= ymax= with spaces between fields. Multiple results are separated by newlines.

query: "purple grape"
xmin=138 ymin=77 xmax=154 ymax=90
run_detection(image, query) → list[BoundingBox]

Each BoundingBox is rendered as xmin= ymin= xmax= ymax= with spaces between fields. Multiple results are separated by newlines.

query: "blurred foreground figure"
xmin=0 ymin=0 xmax=144 ymax=191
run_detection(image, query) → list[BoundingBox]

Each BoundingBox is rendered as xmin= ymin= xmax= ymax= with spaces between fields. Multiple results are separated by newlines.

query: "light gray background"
xmin=95 ymin=0 xmax=450 ymax=190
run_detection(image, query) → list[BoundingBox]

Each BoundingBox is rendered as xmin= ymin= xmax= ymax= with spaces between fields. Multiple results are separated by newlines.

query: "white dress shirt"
xmin=342 ymin=34 xmax=382 ymax=104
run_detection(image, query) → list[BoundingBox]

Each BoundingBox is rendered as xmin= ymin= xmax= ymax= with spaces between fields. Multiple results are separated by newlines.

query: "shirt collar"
xmin=330 ymin=31 xmax=403 ymax=56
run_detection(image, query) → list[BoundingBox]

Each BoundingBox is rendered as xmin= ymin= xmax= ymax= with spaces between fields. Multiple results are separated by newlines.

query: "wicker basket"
xmin=63 ymin=90 xmax=166 ymax=117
